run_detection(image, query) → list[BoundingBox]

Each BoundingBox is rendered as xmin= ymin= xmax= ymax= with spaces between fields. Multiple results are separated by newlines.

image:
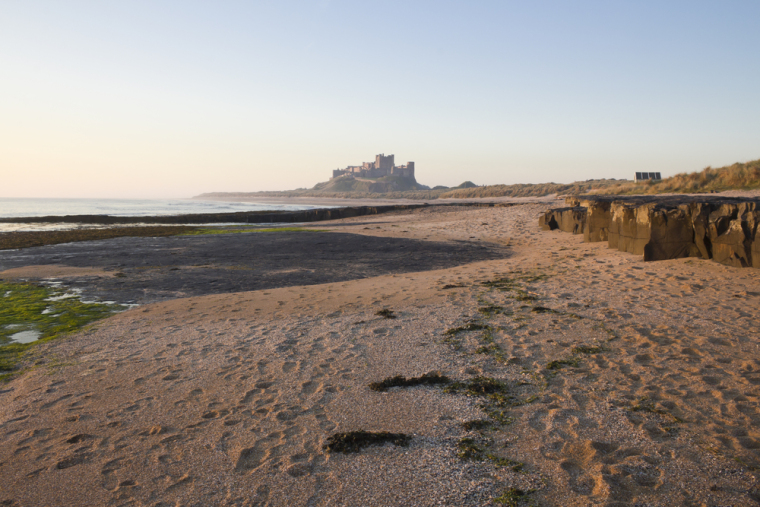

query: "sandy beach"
xmin=2 ymin=203 xmax=759 ymax=506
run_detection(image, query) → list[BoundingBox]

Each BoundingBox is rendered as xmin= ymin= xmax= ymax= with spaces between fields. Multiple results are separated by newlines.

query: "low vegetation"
xmin=0 ymin=281 xmax=125 ymax=380
xmin=439 ymin=179 xmax=626 ymax=199
xmin=588 ymin=158 xmax=760 ymax=195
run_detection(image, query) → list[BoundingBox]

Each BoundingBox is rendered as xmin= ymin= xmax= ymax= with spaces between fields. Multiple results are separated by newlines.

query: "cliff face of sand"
xmin=540 ymin=195 xmax=760 ymax=268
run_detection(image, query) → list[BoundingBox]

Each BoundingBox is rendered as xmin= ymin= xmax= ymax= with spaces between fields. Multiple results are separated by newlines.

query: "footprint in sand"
xmin=235 ymin=432 xmax=286 ymax=472
xmin=300 ymin=381 xmax=320 ymax=395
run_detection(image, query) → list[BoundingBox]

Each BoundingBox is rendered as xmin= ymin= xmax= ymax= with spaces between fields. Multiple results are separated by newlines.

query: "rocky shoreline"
xmin=540 ymin=195 xmax=760 ymax=268
xmin=0 ymin=202 xmax=530 ymax=226
xmin=0 ymin=204 xmax=429 ymax=225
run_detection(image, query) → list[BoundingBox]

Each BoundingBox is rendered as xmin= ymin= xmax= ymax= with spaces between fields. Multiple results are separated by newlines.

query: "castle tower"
xmin=374 ymin=154 xmax=395 ymax=176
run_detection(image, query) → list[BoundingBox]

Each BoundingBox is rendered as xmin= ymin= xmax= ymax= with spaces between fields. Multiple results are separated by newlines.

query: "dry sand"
xmin=2 ymin=204 xmax=760 ymax=506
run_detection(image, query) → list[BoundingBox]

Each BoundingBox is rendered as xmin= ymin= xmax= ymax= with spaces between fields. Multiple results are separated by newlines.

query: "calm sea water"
xmin=0 ymin=198 xmax=335 ymax=232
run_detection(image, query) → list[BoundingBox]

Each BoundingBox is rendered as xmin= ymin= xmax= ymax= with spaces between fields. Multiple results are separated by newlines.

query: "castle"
xmin=332 ymin=154 xmax=415 ymax=180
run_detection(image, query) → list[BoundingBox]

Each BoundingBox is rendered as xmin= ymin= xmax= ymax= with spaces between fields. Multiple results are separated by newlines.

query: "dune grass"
xmin=588 ymin=158 xmax=760 ymax=195
xmin=438 ymin=179 xmax=626 ymax=199
xmin=436 ymin=158 xmax=760 ymax=198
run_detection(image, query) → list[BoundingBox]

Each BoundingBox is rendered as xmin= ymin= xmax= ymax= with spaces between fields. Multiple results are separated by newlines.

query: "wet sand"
xmin=1 ymin=204 xmax=759 ymax=506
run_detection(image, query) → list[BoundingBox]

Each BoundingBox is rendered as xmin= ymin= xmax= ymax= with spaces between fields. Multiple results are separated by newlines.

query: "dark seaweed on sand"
xmin=444 ymin=322 xmax=489 ymax=335
xmin=375 ymin=309 xmax=397 ymax=319
xmin=368 ymin=371 xmax=451 ymax=392
xmin=323 ymin=430 xmax=411 ymax=453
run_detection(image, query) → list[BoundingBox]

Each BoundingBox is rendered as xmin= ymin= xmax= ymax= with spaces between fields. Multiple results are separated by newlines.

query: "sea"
xmin=0 ymin=198 xmax=337 ymax=232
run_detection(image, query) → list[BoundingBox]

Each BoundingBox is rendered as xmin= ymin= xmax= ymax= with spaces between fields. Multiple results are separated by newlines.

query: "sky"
xmin=1 ymin=1 xmax=759 ymax=199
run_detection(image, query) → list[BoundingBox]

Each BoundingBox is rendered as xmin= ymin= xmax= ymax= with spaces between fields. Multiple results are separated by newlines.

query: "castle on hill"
xmin=332 ymin=154 xmax=414 ymax=180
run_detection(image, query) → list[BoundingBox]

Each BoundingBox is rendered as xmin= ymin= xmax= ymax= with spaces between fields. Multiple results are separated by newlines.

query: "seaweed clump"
xmin=446 ymin=376 xmax=506 ymax=396
xmin=546 ymin=358 xmax=580 ymax=370
xmin=571 ymin=345 xmax=602 ymax=355
xmin=369 ymin=371 xmax=451 ymax=392
xmin=441 ymin=283 xmax=467 ymax=290
xmin=444 ymin=322 xmax=488 ymax=335
xmin=323 ymin=430 xmax=411 ymax=453
xmin=445 ymin=377 xmax=537 ymax=424
xmin=457 ymin=437 xmax=524 ymax=471
xmin=478 ymin=303 xmax=504 ymax=317
xmin=493 ymin=488 xmax=536 ymax=506
xmin=375 ymin=309 xmax=397 ymax=319
xmin=461 ymin=419 xmax=492 ymax=431
xmin=482 ymin=277 xmax=538 ymax=301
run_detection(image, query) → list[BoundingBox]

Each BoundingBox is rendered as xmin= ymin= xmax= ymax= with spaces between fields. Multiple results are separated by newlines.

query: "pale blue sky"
xmin=2 ymin=1 xmax=759 ymax=198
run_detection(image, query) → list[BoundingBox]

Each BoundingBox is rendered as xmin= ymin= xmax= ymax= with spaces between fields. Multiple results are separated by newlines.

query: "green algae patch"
xmin=0 ymin=281 xmax=126 ymax=380
xmin=369 ymin=371 xmax=451 ymax=392
xmin=323 ymin=430 xmax=411 ymax=453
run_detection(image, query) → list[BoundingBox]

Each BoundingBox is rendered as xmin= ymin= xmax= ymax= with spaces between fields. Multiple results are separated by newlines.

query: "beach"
xmin=1 ymin=203 xmax=759 ymax=506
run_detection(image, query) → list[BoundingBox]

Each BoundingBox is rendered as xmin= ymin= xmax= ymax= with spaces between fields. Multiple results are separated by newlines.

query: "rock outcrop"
xmin=540 ymin=195 xmax=760 ymax=268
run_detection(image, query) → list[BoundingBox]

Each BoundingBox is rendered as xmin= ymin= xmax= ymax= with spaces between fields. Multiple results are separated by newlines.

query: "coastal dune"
xmin=1 ymin=204 xmax=759 ymax=506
